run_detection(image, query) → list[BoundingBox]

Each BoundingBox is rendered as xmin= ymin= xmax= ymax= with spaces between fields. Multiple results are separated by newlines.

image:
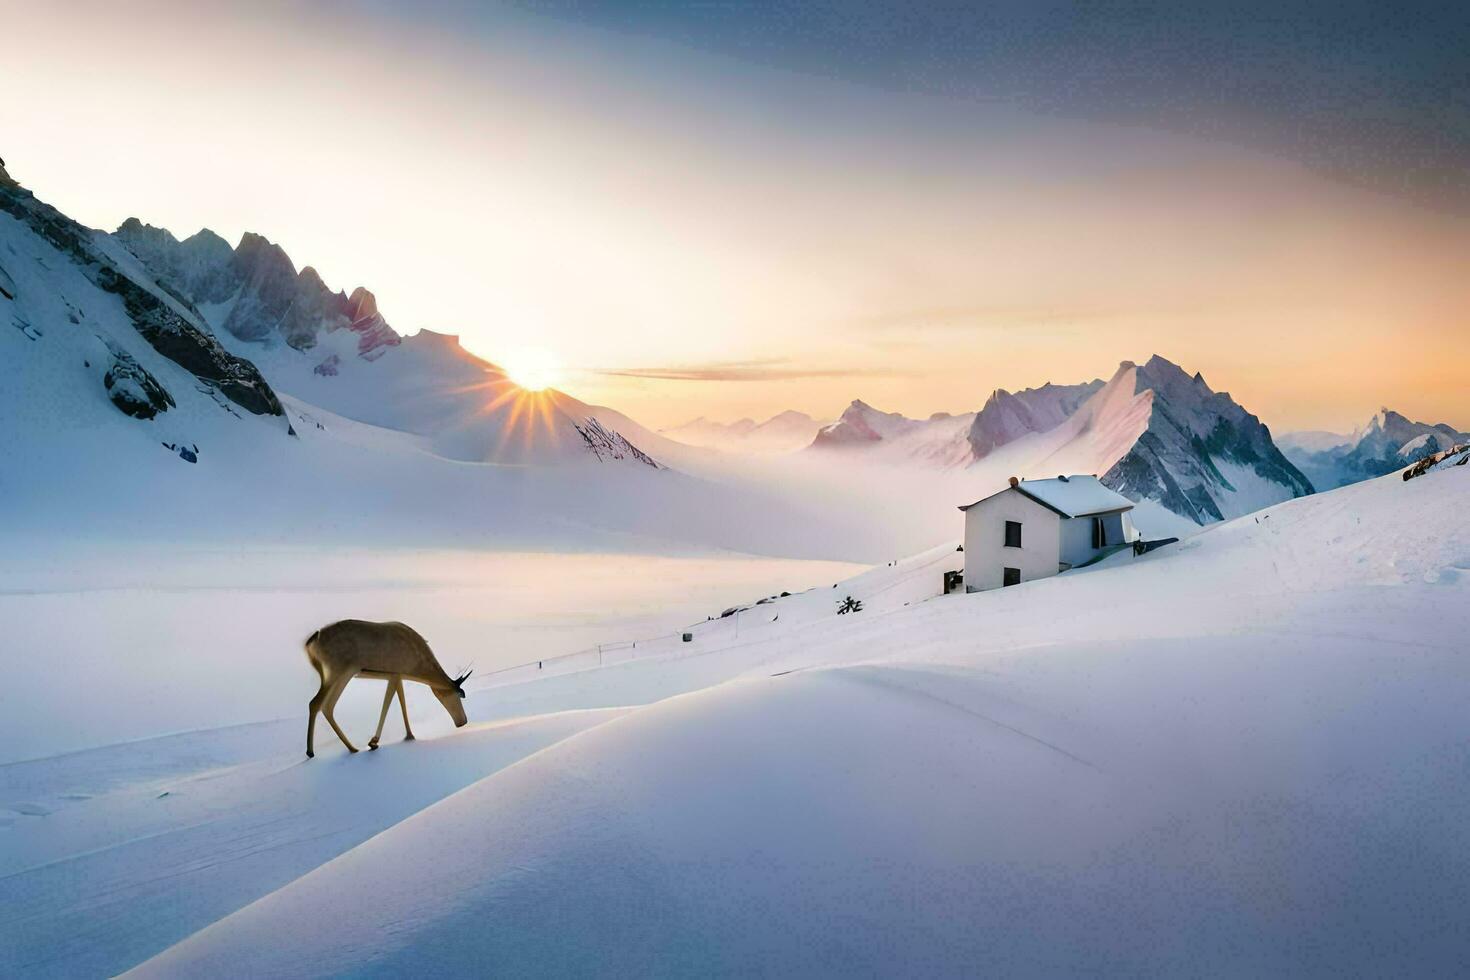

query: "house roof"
xmin=958 ymin=475 xmax=1135 ymax=518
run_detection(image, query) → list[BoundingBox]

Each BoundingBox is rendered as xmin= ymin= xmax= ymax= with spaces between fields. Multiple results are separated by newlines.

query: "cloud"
xmin=590 ymin=358 xmax=902 ymax=383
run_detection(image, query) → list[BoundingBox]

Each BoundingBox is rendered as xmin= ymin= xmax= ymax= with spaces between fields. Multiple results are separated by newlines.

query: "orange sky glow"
xmin=5 ymin=0 xmax=1466 ymax=434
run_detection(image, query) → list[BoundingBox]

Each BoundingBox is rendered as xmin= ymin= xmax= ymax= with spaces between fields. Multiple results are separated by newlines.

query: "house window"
xmin=1003 ymin=567 xmax=1021 ymax=587
xmin=1004 ymin=521 xmax=1022 ymax=548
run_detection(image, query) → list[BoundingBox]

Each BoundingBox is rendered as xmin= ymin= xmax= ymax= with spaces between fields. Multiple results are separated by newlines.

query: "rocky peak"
xmin=347 ymin=286 xmax=378 ymax=322
xmin=967 ymin=379 xmax=1103 ymax=461
xmin=1 ymin=177 xmax=283 ymax=419
xmin=1101 ymin=355 xmax=1313 ymax=523
xmin=114 ymin=219 xmax=404 ymax=356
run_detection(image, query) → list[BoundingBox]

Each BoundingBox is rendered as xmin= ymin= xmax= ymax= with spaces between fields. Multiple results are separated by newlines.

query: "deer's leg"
xmin=306 ymin=675 xmax=328 ymax=759
xmin=395 ymin=677 xmax=415 ymax=741
xmin=322 ymin=671 xmax=360 ymax=753
xmin=369 ymin=677 xmax=396 ymax=749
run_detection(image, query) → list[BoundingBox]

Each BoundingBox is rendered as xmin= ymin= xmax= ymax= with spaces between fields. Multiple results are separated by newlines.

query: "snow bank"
xmin=132 ymin=465 xmax=1470 ymax=976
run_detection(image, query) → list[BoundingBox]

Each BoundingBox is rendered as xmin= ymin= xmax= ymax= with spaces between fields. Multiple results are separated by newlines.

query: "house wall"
xmin=963 ymin=490 xmax=1060 ymax=592
xmin=1059 ymin=516 xmax=1097 ymax=567
xmin=1058 ymin=512 xmax=1131 ymax=567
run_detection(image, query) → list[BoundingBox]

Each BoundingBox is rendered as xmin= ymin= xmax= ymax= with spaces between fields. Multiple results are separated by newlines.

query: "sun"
xmin=500 ymin=347 xmax=563 ymax=392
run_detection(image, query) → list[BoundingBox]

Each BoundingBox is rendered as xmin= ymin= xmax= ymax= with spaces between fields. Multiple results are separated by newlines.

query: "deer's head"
xmin=434 ymin=670 xmax=471 ymax=727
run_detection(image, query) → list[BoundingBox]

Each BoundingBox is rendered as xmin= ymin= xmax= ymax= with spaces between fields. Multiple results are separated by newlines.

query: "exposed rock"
xmin=113 ymin=223 xmax=403 ymax=359
xmin=1100 ymin=355 xmax=1314 ymax=523
xmin=1402 ymin=443 xmax=1469 ymax=480
xmin=0 ymin=180 xmax=284 ymax=419
xmin=115 ymin=219 xmax=237 ymax=305
xmin=1285 ymin=409 xmax=1470 ymax=490
xmin=102 ymin=342 xmax=175 ymax=420
xmin=573 ymin=417 xmax=660 ymax=467
xmin=344 ymin=287 xmax=401 ymax=359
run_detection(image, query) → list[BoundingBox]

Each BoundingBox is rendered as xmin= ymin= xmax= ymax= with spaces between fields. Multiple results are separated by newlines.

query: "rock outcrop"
xmin=0 ymin=180 xmax=283 ymax=418
xmin=113 ymin=221 xmax=403 ymax=359
xmin=102 ymin=342 xmax=175 ymax=419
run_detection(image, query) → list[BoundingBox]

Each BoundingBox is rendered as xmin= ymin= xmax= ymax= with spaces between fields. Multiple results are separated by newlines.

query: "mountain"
xmin=799 ymin=356 xmax=1312 ymax=529
xmin=0 ymin=164 xmax=288 ymax=430
xmin=664 ymin=410 xmax=827 ymax=454
xmin=967 ymin=380 xmax=1104 ymax=460
xmin=7 ymin=168 xmax=915 ymax=561
xmin=805 ymin=381 xmax=1105 ymax=467
xmin=106 ymin=214 xmax=682 ymax=470
xmin=1282 ymin=409 xmax=1470 ymax=490
xmin=811 ymin=400 xmax=927 ymax=448
xmin=1275 ymin=429 xmax=1352 ymax=455
xmin=1094 ymin=356 xmax=1314 ymax=523
xmin=114 ymin=219 xmax=401 ymax=360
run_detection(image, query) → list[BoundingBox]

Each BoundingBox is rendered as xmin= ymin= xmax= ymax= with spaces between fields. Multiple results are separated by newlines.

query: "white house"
xmin=958 ymin=475 xmax=1139 ymax=593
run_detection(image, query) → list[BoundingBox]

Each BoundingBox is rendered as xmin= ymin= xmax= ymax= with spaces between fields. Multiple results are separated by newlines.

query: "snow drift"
xmin=131 ymin=461 xmax=1470 ymax=977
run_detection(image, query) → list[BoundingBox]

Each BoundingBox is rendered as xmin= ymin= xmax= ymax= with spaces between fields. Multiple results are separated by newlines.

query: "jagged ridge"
xmin=0 ymin=181 xmax=283 ymax=418
xmin=114 ymin=220 xmax=402 ymax=361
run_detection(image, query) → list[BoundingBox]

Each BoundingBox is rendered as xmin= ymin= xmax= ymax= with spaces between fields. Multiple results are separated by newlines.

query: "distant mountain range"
xmin=2 ymin=164 xmax=866 ymax=559
xmin=5 ymin=159 xmax=1459 ymax=553
xmin=1280 ymin=410 xmax=1470 ymax=491
xmin=796 ymin=356 xmax=1316 ymax=527
xmin=661 ymin=411 xmax=827 ymax=454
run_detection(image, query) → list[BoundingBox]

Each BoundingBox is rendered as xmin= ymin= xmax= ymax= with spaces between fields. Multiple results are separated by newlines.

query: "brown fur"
xmin=304 ymin=619 xmax=469 ymax=758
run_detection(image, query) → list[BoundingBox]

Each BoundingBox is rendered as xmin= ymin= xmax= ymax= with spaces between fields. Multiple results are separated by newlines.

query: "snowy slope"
xmin=112 ymin=216 xmax=681 ymax=469
xmin=123 ymin=461 xmax=1470 ymax=977
xmin=6 ymin=173 xmax=912 ymax=559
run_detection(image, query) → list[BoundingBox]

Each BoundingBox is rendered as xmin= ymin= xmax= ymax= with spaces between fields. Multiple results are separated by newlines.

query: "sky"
xmin=4 ymin=0 xmax=1467 ymax=432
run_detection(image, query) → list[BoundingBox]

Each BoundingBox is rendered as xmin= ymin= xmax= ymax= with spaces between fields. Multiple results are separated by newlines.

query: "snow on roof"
xmin=960 ymin=475 xmax=1134 ymax=517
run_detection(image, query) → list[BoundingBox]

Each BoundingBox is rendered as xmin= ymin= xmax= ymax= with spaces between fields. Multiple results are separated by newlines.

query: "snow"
xmin=2 ymin=465 xmax=1462 ymax=975
xmin=1011 ymin=475 xmax=1135 ymax=517
xmin=6 ymin=174 xmax=1470 ymax=974
xmin=0 ymin=547 xmax=861 ymax=765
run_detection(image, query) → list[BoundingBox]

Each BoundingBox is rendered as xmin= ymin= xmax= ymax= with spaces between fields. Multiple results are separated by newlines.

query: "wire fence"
xmin=464 ymin=546 xmax=965 ymax=693
xmin=465 ymin=605 xmax=776 ymax=691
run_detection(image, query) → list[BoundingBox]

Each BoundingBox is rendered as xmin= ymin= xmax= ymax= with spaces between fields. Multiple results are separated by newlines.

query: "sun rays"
xmin=441 ymin=368 xmax=568 ymax=462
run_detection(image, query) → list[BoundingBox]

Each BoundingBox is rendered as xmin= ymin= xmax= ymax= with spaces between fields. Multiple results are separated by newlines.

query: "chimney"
xmin=1058 ymin=475 xmax=1068 ymax=482
xmin=1008 ymin=476 xmax=1019 ymax=488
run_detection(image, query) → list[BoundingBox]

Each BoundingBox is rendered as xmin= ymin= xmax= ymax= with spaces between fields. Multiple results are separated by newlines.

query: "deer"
xmin=304 ymin=620 xmax=471 ymax=758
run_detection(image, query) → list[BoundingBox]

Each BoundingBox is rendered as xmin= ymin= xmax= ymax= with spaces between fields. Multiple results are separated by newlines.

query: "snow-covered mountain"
xmin=114 ymin=219 xmax=400 ymax=359
xmin=1 ymin=168 xmax=900 ymax=559
xmin=0 ymin=163 xmax=290 ymax=435
xmin=967 ymin=380 xmax=1104 ymax=460
xmin=107 ymin=215 xmax=681 ymax=469
xmin=800 ymin=357 xmax=1312 ymax=528
xmin=1282 ymin=409 xmax=1470 ymax=490
xmin=662 ymin=410 xmax=827 ymax=454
